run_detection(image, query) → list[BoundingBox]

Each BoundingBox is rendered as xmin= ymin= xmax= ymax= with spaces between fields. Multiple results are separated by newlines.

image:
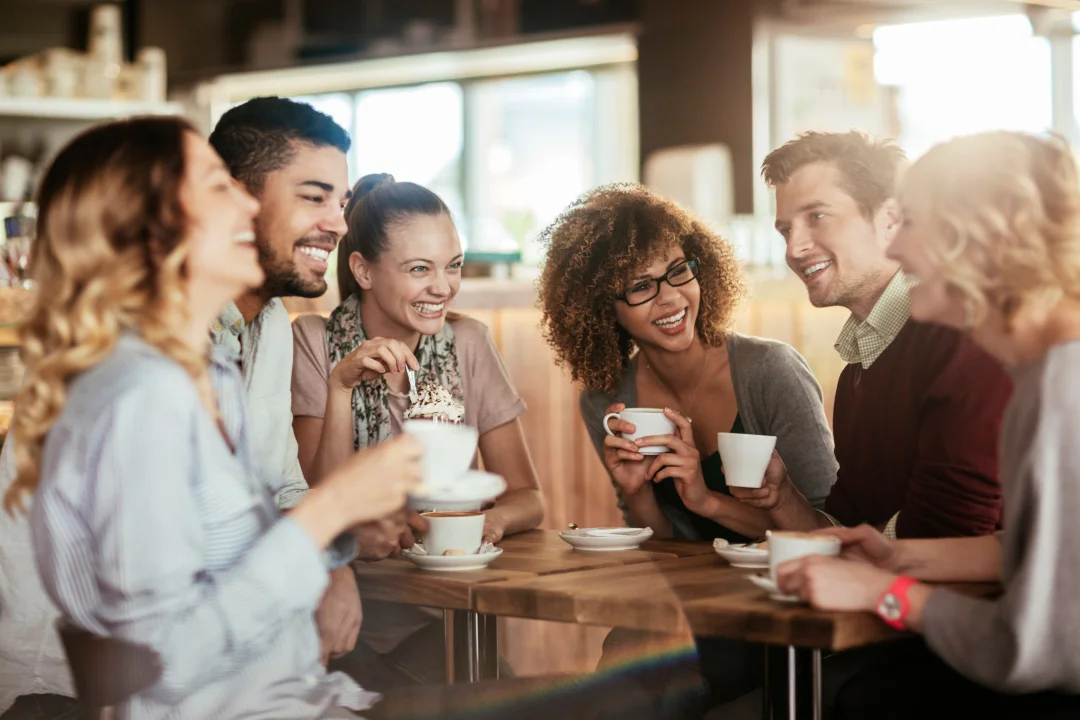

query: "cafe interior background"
xmin=0 ymin=0 xmax=1074 ymax=677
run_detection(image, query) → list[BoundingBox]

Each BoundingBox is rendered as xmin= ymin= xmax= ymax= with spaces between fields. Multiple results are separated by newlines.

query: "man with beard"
xmin=207 ymin=97 xmax=373 ymax=674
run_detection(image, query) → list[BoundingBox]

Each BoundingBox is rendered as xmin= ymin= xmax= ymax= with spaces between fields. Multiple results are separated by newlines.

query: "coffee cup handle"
xmin=602 ymin=412 xmax=619 ymax=436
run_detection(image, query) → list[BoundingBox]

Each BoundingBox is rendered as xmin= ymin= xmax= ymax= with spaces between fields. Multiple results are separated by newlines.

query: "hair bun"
xmin=353 ymin=173 xmax=394 ymax=198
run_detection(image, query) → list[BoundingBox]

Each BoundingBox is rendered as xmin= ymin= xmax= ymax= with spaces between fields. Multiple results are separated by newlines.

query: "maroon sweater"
xmin=824 ymin=320 xmax=1012 ymax=538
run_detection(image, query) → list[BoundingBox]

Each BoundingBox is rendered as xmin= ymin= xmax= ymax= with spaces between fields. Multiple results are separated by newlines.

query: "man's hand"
xmin=399 ymin=511 xmax=428 ymax=550
xmin=315 ymin=566 xmax=362 ymax=666
xmin=729 ymin=451 xmax=789 ymax=510
xmin=350 ymin=511 xmax=410 ymax=561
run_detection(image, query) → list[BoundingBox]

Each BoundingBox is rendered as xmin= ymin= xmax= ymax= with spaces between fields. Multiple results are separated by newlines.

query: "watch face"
xmin=879 ymin=593 xmax=902 ymax=620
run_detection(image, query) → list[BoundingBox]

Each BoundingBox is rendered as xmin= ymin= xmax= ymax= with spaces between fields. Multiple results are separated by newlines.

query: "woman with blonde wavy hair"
xmin=3 ymin=116 xmax=421 ymax=719
xmin=776 ymin=131 xmax=1080 ymax=718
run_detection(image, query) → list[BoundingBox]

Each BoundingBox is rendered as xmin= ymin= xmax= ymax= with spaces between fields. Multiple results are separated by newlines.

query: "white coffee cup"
xmin=717 ymin=433 xmax=777 ymax=488
xmin=603 ymin=408 xmax=676 ymax=455
xmin=421 ymin=511 xmax=485 ymax=556
xmin=767 ymin=530 xmax=841 ymax=584
xmin=403 ymin=419 xmax=478 ymax=490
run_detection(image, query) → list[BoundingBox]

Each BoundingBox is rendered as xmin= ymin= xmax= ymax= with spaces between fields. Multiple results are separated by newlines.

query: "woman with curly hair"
xmin=777 ymin=132 xmax=1080 ymax=718
xmin=538 ymin=184 xmax=835 ymax=545
xmin=4 ymin=117 xmax=421 ymax=719
xmin=537 ymin=184 xmax=837 ymax=711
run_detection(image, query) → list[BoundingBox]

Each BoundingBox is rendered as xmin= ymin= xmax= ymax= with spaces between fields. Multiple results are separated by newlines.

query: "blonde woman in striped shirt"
xmin=4 ymin=117 xmax=420 ymax=719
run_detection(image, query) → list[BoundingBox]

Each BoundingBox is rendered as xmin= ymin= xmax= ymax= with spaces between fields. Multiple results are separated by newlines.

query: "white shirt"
xmin=210 ymin=298 xmax=309 ymax=509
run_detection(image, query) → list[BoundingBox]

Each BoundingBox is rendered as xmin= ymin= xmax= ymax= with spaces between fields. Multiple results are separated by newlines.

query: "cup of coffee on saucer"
xmin=421 ymin=511 xmax=485 ymax=556
xmin=746 ymin=531 xmax=841 ymax=602
xmin=603 ymin=408 xmax=675 ymax=455
xmin=403 ymin=511 xmax=503 ymax=571
xmin=717 ymin=432 xmax=776 ymax=488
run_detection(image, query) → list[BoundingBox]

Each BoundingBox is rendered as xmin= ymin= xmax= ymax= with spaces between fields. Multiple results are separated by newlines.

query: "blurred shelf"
xmin=0 ymin=98 xmax=183 ymax=121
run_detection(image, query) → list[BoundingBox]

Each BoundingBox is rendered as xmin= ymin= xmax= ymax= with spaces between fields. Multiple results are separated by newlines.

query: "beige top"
xmin=292 ymin=313 xmax=525 ymax=435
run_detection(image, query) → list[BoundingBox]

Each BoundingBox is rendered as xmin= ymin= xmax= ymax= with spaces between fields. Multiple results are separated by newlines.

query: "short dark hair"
xmin=338 ymin=173 xmax=452 ymax=301
xmin=761 ymin=131 xmax=907 ymax=218
xmin=208 ymin=96 xmax=351 ymax=193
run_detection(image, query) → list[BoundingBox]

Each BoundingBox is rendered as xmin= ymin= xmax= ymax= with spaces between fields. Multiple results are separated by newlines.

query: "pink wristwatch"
xmin=876 ymin=575 xmax=917 ymax=630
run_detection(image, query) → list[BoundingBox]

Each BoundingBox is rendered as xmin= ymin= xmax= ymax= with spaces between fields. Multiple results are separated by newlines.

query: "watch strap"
xmin=876 ymin=575 xmax=917 ymax=630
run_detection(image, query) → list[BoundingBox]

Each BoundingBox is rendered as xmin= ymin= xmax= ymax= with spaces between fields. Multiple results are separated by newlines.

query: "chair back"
xmin=57 ymin=620 xmax=163 ymax=719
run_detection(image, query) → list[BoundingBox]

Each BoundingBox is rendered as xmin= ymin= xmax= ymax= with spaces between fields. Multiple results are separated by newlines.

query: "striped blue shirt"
xmin=30 ymin=334 xmax=377 ymax=719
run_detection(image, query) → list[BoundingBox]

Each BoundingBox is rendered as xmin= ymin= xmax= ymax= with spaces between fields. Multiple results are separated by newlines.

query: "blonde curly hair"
xmin=4 ymin=117 xmax=206 ymax=514
xmin=901 ymin=131 xmax=1080 ymax=329
xmin=537 ymin=183 xmax=746 ymax=395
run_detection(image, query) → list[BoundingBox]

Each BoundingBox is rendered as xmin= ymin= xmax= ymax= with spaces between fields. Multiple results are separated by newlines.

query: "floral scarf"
xmin=326 ymin=293 xmax=464 ymax=450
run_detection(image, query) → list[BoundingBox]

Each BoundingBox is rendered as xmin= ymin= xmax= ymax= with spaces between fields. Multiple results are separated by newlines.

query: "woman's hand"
xmin=728 ymin=451 xmax=789 ymax=510
xmin=638 ymin=408 xmax=710 ymax=514
xmin=329 ymin=337 xmax=419 ymax=392
xmin=775 ymin=555 xmax=896 ymax=612
xmin=601 ymin=403 xmax=651 ymax=498
xmin=324 ymin=435 xmax=422 ymax=528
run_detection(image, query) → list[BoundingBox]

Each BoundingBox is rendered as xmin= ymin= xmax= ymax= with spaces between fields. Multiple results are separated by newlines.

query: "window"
xmin=287 ymin=65 xmax=637 ymax=264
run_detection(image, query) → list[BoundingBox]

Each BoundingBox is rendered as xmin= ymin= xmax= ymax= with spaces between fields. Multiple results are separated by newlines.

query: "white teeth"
xmin=654 ymin=308 xmax=686 ymax=327
xmin=803 ymin=261 xmax=832 ymax=277
xmin=233 ymin=231 xmax=255 ymax=244
xmin=413 ymin=302 xmax=445 ymax=314
xmin=298 ymin=246 xmax=330 ymax=262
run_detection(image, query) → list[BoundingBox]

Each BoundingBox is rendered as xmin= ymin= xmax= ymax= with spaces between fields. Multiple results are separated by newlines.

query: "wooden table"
xmin=352 ymin=530 xmax=712 ymax=682
xmin=473 ymin=548 xmax=998 ymax=719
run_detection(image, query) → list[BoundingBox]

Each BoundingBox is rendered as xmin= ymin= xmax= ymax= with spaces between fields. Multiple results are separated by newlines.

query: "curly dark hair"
xmin=537 ymin=183 xmax=746 ymax=395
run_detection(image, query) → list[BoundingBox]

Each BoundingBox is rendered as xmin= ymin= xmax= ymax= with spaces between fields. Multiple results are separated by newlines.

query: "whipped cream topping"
xmin=404 ymin=381 xmax=465 ymax=423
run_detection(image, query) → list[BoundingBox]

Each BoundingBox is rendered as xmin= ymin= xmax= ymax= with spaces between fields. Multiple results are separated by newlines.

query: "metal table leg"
xmin=446 ymin=609 xmax=499 ymax=683
xmin=812 ymin=649 xmax=823 ymax=720
xmin=763 ymin=646 xmax=820 ymax=720
xmin=443 ymin=609 xmax=456 ymax=684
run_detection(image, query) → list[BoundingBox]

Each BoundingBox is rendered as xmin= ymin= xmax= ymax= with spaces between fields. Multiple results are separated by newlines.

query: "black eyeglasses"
xmin=617 ymin=259 xmax=700 ymax=306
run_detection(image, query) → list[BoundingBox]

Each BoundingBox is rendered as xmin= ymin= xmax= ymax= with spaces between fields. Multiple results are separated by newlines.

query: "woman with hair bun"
xmin=291 ymin=173 xmax=544 ymax=684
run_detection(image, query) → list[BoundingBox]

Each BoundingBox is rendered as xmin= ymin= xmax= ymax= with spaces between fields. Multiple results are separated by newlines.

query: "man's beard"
xmin=255 ymin=236 xmax=330 ymax=300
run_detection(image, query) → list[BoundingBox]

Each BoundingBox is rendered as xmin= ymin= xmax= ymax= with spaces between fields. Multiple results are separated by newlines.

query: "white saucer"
xmin=558 ymin=527 xmax=653 ymax=551
xmin=713 ymin=539 xmax=769 ymax=569
xmin=408 ymin=470 xmax=507 ymax=511
xmin=401 ymin=545 xmax=502 ymax=572
xmin=746 ymin=573 xmax=800 ymax=603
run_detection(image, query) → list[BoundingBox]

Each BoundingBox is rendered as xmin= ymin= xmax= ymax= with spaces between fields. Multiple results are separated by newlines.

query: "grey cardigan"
xmin=580 ymin=333 xmax=837 ymax=540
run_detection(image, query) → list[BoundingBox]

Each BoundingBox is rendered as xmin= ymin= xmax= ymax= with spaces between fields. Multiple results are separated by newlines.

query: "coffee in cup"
xmin=766 ymin=530 xmax=841 ymax=584
xmin=421 ymin=510 xmax=485 ymax=556
xmin=602 ymin=408 xmax=675 ymax=455
xmin=717 ymin=432 xmax=777 ymax=488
